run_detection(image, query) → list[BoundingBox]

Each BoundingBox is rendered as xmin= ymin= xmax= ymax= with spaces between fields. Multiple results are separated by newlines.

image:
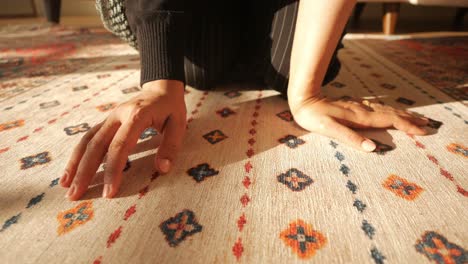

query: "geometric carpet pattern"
xmin=0 ymin=25 xmax=466 ymax=263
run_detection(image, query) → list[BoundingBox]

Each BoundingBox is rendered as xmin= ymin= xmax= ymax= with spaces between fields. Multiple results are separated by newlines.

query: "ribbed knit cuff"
xmin=137 ymin=12 xmax=185 ymax=87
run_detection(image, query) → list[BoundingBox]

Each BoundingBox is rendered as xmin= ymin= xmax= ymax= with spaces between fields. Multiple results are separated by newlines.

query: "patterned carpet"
xmin=358 ymin=36 xmax=468 ymax=103
xmin=0 ymin=25 xmax=467 ymax=264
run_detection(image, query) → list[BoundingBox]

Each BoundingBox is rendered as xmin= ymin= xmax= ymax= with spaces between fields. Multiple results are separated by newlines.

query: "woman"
xmin=60 ymin=0 xmax=429 ymax=200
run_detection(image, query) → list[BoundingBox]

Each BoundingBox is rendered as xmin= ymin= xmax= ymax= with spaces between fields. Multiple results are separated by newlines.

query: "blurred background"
xmin=0 ymin=0 xmax=467 ymax=33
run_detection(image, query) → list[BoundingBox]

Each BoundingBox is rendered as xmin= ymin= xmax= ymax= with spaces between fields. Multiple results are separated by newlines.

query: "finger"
xmin=67 ymin=119 xmax=120 ymax=200
xmin=397 ymin=110 xmax=429 ymax=126
xmin=401 ymin=114 xmax=429 ymax=126
xmin=367 ymin=102 xmax=393 ymax=112
xmin=350 ymin=110 xmax=428 ymax=134
xmin=351 ymin=111 xmax=396 ymax=128
xmin=404 ymin=109 xmax=425 ymax=118
xmin=155 ymin=115 xmax=187 ymax=173
xmin=102 ymin=122 xmax=146 ymax=198
xmin=372 ymin=106 xmax=429 ymax=126
xmin=331 ymin=104 xmax=377 ymax=129
xmin=61 ymin=122 xmax=103 ymax=188
xmin=392 ymin=115 xmax=427 ymax=135
xmin=317 ymin=104 xmax=373 ymax=129
xmin=317 ymin=116 xmax=376 ymax=152
xmin=331 ymin=100 xmax=368 ymax=111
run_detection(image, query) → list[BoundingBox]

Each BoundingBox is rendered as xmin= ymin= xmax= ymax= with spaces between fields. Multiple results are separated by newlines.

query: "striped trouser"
xmin=183 ymin=0 xmax=345 ymax=95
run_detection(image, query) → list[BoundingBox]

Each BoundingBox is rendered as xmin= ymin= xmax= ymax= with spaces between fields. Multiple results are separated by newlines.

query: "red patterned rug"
xmin=0 ymin=24 xmax=134 ymax=101
xmin=356 ymin=36 xmax=468 ymax=102
xmin=0 ymin=25 xmax=466 ymax=264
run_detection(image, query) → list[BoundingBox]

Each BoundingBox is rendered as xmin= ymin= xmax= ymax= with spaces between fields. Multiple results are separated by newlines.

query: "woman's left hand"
xmin=289 ymin=95 xmax=429 ymax=152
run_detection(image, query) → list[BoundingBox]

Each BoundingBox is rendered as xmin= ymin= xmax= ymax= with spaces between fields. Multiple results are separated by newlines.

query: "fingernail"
xmin=158 ymin=159 xmax=171 ymax=173
xmin=66 ymin=185 xmax=75 ymax=198
xmin=60 ymin=172 xmax=68 ymax=184
xmin=102 ymin=184 xmax=112 ymax=198
xmin=362 ymin=139 xmax=376 ymax=152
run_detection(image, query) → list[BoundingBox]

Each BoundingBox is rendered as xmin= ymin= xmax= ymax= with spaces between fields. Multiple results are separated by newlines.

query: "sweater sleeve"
xmin=125 ymin=0 xmax=185 ymax=86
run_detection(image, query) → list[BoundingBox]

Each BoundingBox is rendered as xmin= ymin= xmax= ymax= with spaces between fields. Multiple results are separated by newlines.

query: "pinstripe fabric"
xmin=183 ymin=0 xmax=344 ymax=94
xmin=267 ymin=1 xmax=299 ymax=93
xmin=184 ymin=18 xmax=243 ymax=90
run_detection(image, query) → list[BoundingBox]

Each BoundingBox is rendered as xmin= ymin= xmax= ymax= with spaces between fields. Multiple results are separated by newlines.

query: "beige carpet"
xmin=0 ymin=25 xmax=467 ymax=264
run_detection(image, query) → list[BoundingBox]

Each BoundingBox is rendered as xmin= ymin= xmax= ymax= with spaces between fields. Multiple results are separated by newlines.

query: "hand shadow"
xmin=425 ymin=118 xmax=444 ymax=136
xmin=81 ymin=135 xmax=163 ymax=200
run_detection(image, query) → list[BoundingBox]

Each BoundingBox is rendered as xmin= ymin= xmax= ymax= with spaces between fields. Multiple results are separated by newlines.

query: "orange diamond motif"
xmin=57 ymin=201 xmax=94 ymax=235
xmin=446 ymin=143 xmax=467 ymax=159
xmin=0 ymin=119 xmax=25 ymax=132
xmin=382 ymin=175 xmax=423 ymax=201
xmin=415 ymin=231 xmax=466 ymax=264
xmin=280 ymin=219 xmax=327 ymax=259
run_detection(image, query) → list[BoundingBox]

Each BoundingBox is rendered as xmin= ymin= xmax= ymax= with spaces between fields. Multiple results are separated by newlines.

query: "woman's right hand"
xmin=60 ymin=79 xmax=187 ymax=200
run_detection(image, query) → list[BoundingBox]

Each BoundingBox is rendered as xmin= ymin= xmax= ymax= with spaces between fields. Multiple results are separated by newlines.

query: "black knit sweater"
xmin=125 ymin=0 xmax=245 ymax=86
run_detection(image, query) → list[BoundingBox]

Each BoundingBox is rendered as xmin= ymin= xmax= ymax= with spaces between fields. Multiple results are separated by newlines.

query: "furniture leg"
xmin=43 ymin=0 xmax=61 ymax=23
xmin=453 ymin=7 xmax=467 ymax=30
xmin=382 ymin=3 xmax=400 ymax=35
